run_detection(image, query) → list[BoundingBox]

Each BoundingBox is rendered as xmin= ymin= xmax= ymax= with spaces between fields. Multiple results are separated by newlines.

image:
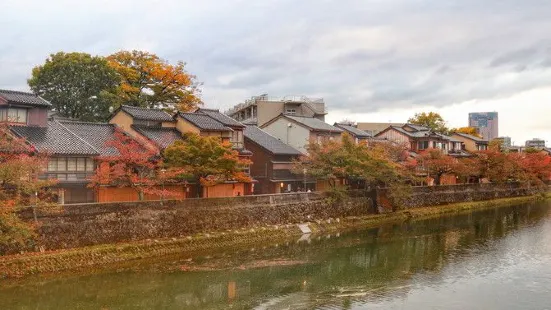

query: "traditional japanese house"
xmin=244 ymin=125 xmax=314 ymax=194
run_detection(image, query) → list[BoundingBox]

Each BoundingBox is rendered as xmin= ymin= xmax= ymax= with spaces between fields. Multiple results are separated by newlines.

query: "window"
xmin=48 ymin=159 xmax=57 ymax=171
xmin=418 ymin=141 xmax=429 ymax=150
xmin=57 ymin=158 xmax=67 ymax=171
xmin=134 ymin=119 xmax=162 ymax=127
xmin=67 ymin=158 xmax=76 ymax=171
xmin=77 ymin=158 xmax=86 ymax=171
xmin=2 ymin=108 xmax=28 ymax=124
xmin=86 ymin=158 xmax=94 ymax=172
xmin=285 ymin=109 xmax=296 ymax=114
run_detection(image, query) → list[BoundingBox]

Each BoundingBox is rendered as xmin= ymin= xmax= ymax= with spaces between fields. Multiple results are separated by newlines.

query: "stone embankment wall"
xmin=377 ymin=183 xmax=539 ymax=211
xmin=19 ymin=192 xmax=373 ymax=250
xmin=17 ymin=183 xmax=537 ymax=251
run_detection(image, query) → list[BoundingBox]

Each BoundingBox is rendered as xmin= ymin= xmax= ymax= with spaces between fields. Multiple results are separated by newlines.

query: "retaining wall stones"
xmin=19 ymin=192 xmax=373 ymax=250
xmin=377 ymin=183 xmax=538 ymax=211
xmin=17 ymin=183 xmax=538 ymax=251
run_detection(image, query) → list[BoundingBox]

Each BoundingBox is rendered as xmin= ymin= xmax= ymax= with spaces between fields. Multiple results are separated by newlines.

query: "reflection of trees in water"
xmin=1 ymin=203 xmax=550 ymax=310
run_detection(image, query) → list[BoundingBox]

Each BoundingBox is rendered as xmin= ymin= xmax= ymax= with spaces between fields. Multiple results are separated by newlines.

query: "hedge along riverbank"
xmin=0 ymin=194 xmax=547 ymax=279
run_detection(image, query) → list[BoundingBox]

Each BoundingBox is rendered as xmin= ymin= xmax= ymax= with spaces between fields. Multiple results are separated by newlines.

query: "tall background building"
xmin=468 ymin=112 xmax=499 ymax=141
xmin=525 ymin=138 xmax=546 ymax=148
xmin=496 ymin=136 xmax=512 ymax=148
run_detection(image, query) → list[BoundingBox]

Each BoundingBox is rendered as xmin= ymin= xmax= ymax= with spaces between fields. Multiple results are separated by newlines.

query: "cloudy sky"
xmin=1 ymin=0 xmax=551 ymax=144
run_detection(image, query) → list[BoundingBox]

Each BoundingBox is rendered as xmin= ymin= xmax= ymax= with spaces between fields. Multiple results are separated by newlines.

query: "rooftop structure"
xmin=225 ymin=94 xmax=327 ymax=127
xmin=525 ymin=138 xmax=546 ymax=148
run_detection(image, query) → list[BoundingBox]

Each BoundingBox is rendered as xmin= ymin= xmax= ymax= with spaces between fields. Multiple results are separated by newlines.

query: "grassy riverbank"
xmin=0 ymin=194 xmax=548 ymax=279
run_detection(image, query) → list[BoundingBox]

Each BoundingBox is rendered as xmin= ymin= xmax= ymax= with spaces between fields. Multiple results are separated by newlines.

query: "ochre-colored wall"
xmin=451 ymin=134 xmax=477 ymax=152
xmin=109 ymin=111 xmax=133 ymax=132
xmin=175 ymin=116 xmax=201 ymax=134
xmin=109 ymin=111 xmax=159 ymax=151
xmin=97 ymin=185 xmax=188 ymax=203
xmin=203 ymin=183 xmax=246 ymax=198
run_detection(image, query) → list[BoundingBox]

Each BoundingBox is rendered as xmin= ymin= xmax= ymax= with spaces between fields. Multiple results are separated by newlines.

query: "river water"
xmin=2 ymin=201 xmax=551 ymax=309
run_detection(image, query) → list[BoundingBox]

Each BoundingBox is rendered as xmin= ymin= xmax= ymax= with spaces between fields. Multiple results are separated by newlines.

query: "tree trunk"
xmin=434 ymin=173 xmax=442 ymax=186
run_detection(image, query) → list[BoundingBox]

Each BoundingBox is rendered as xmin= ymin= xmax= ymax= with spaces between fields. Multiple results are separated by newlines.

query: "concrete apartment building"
xmin=225 ymin=94 xmax=327 ymax=127
xmin=525 ymin=138 xmax=546 ymax=148
xmin=468 ymin=112 xmax=499 ymax=141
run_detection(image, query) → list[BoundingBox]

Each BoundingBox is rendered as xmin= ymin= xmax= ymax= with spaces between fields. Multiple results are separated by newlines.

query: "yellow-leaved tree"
xmin=107 ymin=50 xmax=202 ymax=112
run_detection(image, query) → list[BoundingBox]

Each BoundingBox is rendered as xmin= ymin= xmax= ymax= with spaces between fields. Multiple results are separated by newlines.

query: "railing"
xmin=39 ymin=172 xmax=94 ymax=182
xmin=225 ymin=94 xmax=325 ymax=115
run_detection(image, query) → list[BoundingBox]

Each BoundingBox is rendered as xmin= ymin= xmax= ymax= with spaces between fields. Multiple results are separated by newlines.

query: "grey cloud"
xmin=489 ymin=47 xmax=541 ymax=67
xmin=2 ymin=0 xmax=551 ymax=113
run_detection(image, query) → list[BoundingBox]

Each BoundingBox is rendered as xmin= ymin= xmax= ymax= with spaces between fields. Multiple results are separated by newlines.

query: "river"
xmin=2 ymin=201 xmax=551 ymax=309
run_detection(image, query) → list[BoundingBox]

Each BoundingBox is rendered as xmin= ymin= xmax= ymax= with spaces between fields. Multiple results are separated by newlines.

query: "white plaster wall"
xmin=262 ymin=118 xmax=310 ymax=153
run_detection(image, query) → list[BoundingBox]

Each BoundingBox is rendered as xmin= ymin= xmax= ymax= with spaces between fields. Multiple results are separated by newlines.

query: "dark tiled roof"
xmin=244 ymin=125 xmax=303 ymax=155
xmin=197 ymin=108 xmax=245 ymax=128
xmin=0 ymin=89 xmax=52 ymax=107
xmin=383 ymin=126 xmax=454 ymax=140
xmin=385 ymin=126 xmax=423 ymax=138
xmin=452 ymin=132 xmax=488 ymax=143
xmin=285 ymin=115 xmax=342 ymax=132
xmin=120 ymin=105 xmax=174 ymax=122
xmin=132 ymin=125 xmax=183 ymax=149
xmin=403 ymin=123 xmax=430 ymax=131
xmin=10 ymin=121 xmax=99 ymax=156
xmin=334 ymin=123 xmax=371 ymax=138
xmin=177 ymin=112 xmax=232 ymax=131
xmin=59 ymin=121 xmax=119 ymax=156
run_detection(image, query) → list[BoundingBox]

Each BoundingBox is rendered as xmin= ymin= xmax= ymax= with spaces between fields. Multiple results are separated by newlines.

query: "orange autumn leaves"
xmin=107 ymin=50 xmax=202 ymax=112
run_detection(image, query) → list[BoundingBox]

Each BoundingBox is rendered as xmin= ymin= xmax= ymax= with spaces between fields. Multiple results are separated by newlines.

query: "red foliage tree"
xmin=0 ymin=125 xmax=56 ymax=254
xmin=512 ymin=152 xmax=551 ymax=185
xmin=89 ymin=130 xmax=182 ymax=201
xmin=415 ymin=149 xmax=457 ymax=185
xmin=0 ymin=125 xmax=54 ymax=207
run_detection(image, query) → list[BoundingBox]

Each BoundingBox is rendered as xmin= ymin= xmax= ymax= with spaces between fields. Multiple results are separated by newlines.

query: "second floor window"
xmin=0 ymin=108 xmax=27 ymax=124
xmin=45 ymin=157 xmax=95 ymax=181
xmin=230 ymin=131 xmax=243 ymax=148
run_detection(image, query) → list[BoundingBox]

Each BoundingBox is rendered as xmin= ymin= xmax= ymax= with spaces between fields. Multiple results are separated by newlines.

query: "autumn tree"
xmin=415 ymin=149 xmax=457 ymax=185
xmin=0 ymin=125 xmax=55 ymax=254
xmin=295 ymin=134 xmax=412 ymax=189
xmin=89 ymin=131 xmax=181 ymax=201
xmin=28 ymin=52 xmax=120 ymax=122
xmin=511 ymin=152 xmax=551 ymax=186
xmin=107 ymin=50 xmax=202 ymax=112
xmin=475 ymin=149 xmax=519 ymax=183
xmin=450 ymin=127 xmax=482 ymax=138
xmin=408 ymin=112 xmax=449 ymax=134
xmin=163 ymin=133 xmax=252 ymax=197
xmin=454 ymin=157 xmax=481 ymax=183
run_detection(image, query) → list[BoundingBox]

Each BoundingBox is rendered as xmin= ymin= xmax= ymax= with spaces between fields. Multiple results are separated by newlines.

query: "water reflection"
xmin=1 ymin=202 xmax=551 ymax=309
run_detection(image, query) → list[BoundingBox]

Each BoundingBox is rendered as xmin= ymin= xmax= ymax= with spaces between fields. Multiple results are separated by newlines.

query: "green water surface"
xmin=2 ymin=201 xmax=551 ymax=309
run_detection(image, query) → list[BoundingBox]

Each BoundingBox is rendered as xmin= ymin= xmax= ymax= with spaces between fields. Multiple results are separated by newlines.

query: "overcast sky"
xmin=1 ymin=0 xmax=551 ymax=144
